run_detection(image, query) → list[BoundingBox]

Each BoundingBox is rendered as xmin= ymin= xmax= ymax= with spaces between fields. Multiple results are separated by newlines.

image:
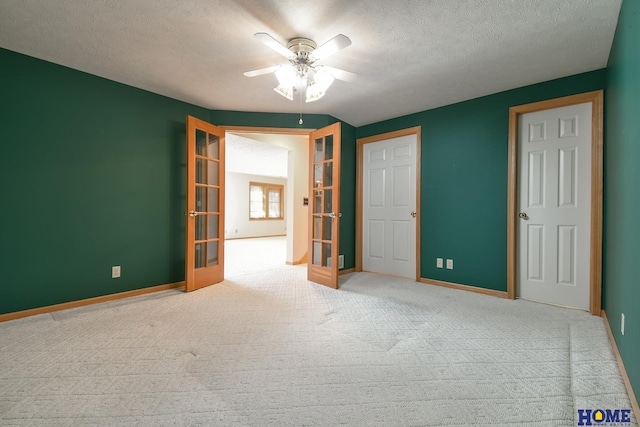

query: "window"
xmin=249 ymin=182 xmax=284 ymax=220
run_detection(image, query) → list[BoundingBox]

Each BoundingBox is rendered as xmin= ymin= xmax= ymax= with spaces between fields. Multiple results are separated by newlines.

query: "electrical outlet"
xmin=621 ymin=313 xmax=625 ymax=336
xmin=436 ymin=258 xmax=443 ymax=268
xmin=112 ymin=266 xmax=121 ymax=279
xmin=446 ymin=259 xmax=454 ymax=270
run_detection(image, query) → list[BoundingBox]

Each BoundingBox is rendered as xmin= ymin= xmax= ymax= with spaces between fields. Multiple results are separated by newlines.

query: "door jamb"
xmin=507 ymin=90 xmax=603 ymax=315
xmin=221 ymin=126 xmax=315 ymax=136
xmin=356 ymin=127 xmax=422 ymax=280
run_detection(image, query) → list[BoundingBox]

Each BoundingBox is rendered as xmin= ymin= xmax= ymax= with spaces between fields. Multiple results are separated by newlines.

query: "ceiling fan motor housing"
xmin=287 ymin=37 xmax=317 ymax=56
xmin=287 ymin=37 xmax=318 ymax=77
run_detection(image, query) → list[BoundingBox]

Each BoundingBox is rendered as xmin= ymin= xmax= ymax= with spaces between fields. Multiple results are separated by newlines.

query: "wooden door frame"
xmin=356 ymin=127 xmax=422 ymax=280
xmin=507 ymin=90 xmax=604 ymax=315
xmin=222 ymin=126 xmax=315 ymax=136
xmin=220 ymin=125 xmax=314 ymax=266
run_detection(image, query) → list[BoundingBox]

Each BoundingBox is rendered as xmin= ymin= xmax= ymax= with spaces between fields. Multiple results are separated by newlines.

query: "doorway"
xmin=507 ymin=91 xmax=603 ymax=315
xmin=224 ymin=129 xmax=309 ymax=277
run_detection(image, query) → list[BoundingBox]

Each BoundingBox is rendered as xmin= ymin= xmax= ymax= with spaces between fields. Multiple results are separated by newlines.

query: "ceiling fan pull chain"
xmin=299 ymin=87 xmax=304 ymax=125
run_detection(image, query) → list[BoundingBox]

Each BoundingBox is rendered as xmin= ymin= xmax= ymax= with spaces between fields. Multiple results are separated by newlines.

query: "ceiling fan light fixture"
xmin=245 ymin=33 xmax=355 ymax=103
xmin=314 ymin=67 xmax=335 ymax=89
xmin=275 ymin=65 xmax=297 ymax=87
xmin=306 ymin=67 xmax=335 ymax=102
xmin=305 ymin=85 xmax=325 ymax=102
xmin=274 ymin=84 xmax=295 ymax=100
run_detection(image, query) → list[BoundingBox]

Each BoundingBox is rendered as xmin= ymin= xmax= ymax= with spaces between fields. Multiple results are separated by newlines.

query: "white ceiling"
xmin=226 ymin=133 xmax=290 ymax=178
xmin=0 ymin=0 xmax=622 ymax=127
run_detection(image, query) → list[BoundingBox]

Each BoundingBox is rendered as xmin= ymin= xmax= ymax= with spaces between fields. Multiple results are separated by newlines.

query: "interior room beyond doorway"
xmin=224 ymin=130 xmax=310 ymax=275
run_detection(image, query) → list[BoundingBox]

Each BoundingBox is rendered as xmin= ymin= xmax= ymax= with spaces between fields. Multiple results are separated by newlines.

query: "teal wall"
xmin=0 ymin=48 xmax=211 ymax=314
xmin=358 ymin=70 xmax=605 ymax=292
xmin=338 ymin=122 xmax=357 ymax=270
xmin=604 ymin=0 xmax=640 ymax=406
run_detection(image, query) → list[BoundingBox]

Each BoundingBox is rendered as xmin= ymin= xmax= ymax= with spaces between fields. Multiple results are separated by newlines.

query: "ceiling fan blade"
xmin=324 ymin=66 xmax=357 ymax=82
xmin=311 ymin=34 xmax=352 ymax=61
xmin=243 ymin=65 xmax=281 ymax=77
xmin=254 ymin=32 xmax=294 ymax=58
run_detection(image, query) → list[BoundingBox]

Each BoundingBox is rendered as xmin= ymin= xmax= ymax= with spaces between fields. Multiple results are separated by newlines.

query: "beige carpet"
xmin=0 ymin=242 xmax=636 ymax=426
xmin=224 ymin=236 xmax=286 ymax=277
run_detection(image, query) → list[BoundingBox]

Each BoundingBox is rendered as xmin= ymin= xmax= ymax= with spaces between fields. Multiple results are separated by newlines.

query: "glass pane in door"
xmin=207 ymin=188 xmax=219 ymax=212
xmin=196 ymin=159 xmax=206 ymax=184
xmin=196 ymin=130 xmax=207 ymax=156
xmin=196 ymin=187 xmax=206 ymax=212
xmin=207 ymin=134 xmax=219 ymax=159
xmin=322 ymin=243 xmax=332 ymax=267
xmin=194 ymin=132 xmax=221 ymax=269
xmin=312 ymin=241 xmax=322 ymax=266
xmin=195 ymin=215 xmax=206 ymax=240
xmin=208 ymin=215 xmax=219 ymax=239
xmin=313 ymin=216 xmax=322 ymax=240
xmin=208 ymin=161 xmax=219 ymax=186
xmin=325 ymin=135 xmax=333 ymax=160
xmin=195 ymin=242 xmax=206 ymax=268
xmin=311 ymin=242 xmax=332 ymax=267
xmin=315 ymin=138 xmax=323 ymax=162
xmin=314 ymin=164 xmax=322 ymax=188
xmin=324 ymin=162 xmax=333 ymax=186
xmin=323 ymin=216 xmax=332 ymax=241
xmin=324 ymin=189 xmax=333 ymax=213
xmin=313 ymin=194 xmax=322 ymax=213
xmin=207 ymin=241 xmax=219 ymax=266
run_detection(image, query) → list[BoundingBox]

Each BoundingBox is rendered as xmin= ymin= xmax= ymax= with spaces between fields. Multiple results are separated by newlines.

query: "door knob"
xmin=329 ymin=212 xmax=337 ymax=218
xmin=189 ymin=210 xmax=199 ymax=217
xmin=519 ymin=212 xmax=528 ymax=220
xmin=410 ymin=211 xmax=417 ymax=218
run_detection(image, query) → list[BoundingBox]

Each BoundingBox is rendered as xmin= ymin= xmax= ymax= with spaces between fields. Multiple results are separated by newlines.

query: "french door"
xmin=308 ymin=123 xmax=341 ymax=288
xmin=185 ymin=116 xmax=225 ymax=292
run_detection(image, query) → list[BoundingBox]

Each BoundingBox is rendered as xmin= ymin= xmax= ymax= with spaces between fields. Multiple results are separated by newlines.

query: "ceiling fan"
xmin=244 ymin=32 xmax=357 ymax=103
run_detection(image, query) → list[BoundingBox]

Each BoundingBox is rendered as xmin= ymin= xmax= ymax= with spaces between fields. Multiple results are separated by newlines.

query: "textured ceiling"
xmin=0 ymin=0 xmax=622 ymax=127
xmin=226 ymin=133 xmax=290 ymax=178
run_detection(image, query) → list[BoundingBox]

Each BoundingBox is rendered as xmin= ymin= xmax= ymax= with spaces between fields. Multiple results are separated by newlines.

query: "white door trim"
xmin=356 ymin=127 xmax=421 ymax=280
xmin=507 ymin=91 xmax=604 ymax=315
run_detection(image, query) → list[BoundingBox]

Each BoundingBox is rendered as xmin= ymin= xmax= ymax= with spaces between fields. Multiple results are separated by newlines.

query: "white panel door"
xmin=517 ymin=102 xmax=591 ymax=309
xmin=363 ymin=135 xmax=417 ymax=278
